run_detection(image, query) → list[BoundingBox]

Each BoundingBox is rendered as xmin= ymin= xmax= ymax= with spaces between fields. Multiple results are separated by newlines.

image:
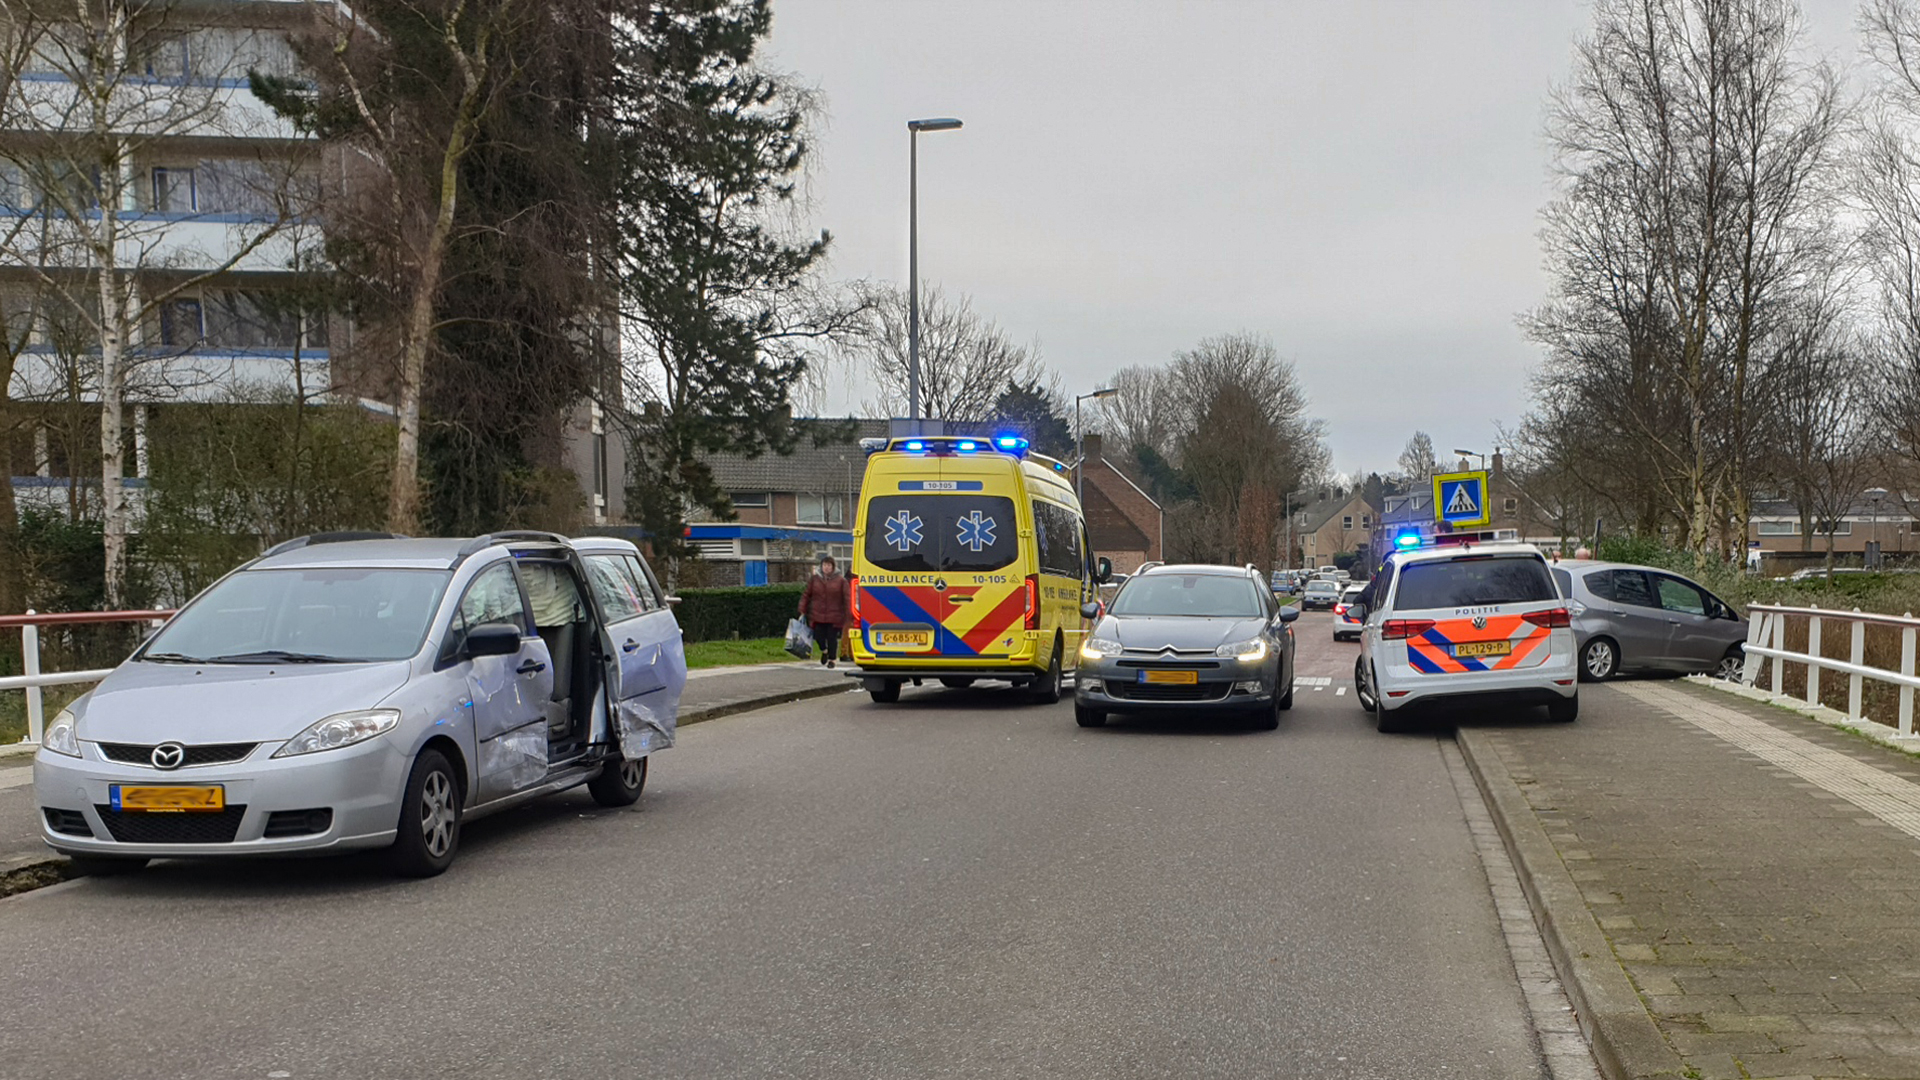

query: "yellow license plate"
xmin=1453 ymin=641 xmax=1513 ymax=659
xmin=1140 ymin=669 xmax=1200 ymax=685
xmin=112 ymin=785 xmax=225 ymax=812
xmin=875 ymin=631 xmax=931 ymax=648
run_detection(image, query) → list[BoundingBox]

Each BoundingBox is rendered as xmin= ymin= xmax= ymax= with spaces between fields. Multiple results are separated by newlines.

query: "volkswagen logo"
xmin=1472 ymin=616 xmax=1488 ymax=630
xmin=150 ymin=742 xmax=186 ymax=770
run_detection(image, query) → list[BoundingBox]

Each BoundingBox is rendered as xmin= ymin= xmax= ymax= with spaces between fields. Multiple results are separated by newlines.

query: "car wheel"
xmin=1354 ymin=655 xmax=1377 ymax=712
xmin=587 ymin=754 xmax=648 ymax=808
xmin=1074 ymin=704 xmax=1108 ymax=728
xmin=1547 ymin=694 xmax=1579 ymax=723
xmin=1028 ymin=639 xmax=1064 ymax=704
xmin=1713 ymin=646 xmax=1745 ymax=682
xmin=1251 ymin=698 xmax=1280 ymax=731
xmin=1278 ymin=676 xmax=1294 ymax=711
xmin=389 ymin=748 xmax=461 ymax=878
xmin=939 ymin=677 xmax=975 ymax=689
xmin=1581 ymin=638 xmax=1619 ymax=682
xmin=65 ymin=855 xmax=148 ymax=877
xmin=868 ymin=681 xmax=902 ymax=704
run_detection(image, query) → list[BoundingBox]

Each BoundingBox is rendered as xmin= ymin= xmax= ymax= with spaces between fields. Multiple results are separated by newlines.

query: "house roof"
xmin=1300 ymin=492 xmax=1376 ymax=534
xmin=702 ymin=419 xmax=889 ymax=494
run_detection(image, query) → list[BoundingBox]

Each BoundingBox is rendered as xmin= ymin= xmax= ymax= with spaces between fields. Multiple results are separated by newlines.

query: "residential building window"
xmin=1361 ymin=515 xmax=1371 ymax=529
xmin=797 ymin=493 xmax=843 ymax=526
xmin=1342 ymin=515 xmax=1353 ymax=530
xmin=159 ymin=299 xmax=203 ymax=347
xmin=738 ymin=539 xmax=766 ymax=557
xmin=151 ymin=167 xmax=195 ymax=213
xmin=197 ymin=159 xmax=282 ymax=217
xmin=203 ymin=290 xmax=300 ymax=349
xmin=1818 ymin=520 xmax=1854 ymax=536
xmin=1503 ymin=497 xmax=1519 ymax=513
xmin=731 ymin=492 xmax=769 ymax=508
xmin=1756 ymin=520 xmax=1801 ymax=537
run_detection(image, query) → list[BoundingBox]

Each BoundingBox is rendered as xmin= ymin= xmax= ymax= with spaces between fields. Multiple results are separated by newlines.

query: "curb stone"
xmin=676 ymin=681 xmax=855 ymax=727
xmin=1455 ymin=726 xmax=1688 ymax=1080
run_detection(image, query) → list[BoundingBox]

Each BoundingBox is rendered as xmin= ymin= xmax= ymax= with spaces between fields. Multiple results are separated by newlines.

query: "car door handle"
xmin=516 ymin=659 xmax=547 ymax=675
xmin=622 ymin=639 xmax=639 ymax=653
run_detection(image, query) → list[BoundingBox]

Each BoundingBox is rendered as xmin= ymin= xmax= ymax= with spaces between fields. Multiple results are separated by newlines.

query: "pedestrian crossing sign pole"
xmin=1432 ymin=470 xmax=1491 ymax=528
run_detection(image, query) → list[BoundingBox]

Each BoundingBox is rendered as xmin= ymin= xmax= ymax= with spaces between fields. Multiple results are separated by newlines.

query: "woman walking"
xmin=798 ymin=555 xmax=852 ymax=668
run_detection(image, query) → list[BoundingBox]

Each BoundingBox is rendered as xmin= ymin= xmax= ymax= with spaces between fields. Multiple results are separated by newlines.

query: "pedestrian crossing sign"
xmin=1432 ymin=470 xmax=1491 ymax=527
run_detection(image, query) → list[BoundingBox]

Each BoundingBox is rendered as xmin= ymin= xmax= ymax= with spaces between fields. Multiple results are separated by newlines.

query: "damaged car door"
xmin=581 ymin=549 xmax=686 ymax=758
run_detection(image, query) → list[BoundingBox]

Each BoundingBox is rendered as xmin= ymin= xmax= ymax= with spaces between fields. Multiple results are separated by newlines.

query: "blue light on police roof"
xmin=904 ymin=440 xmax=925 ymax=452
xmin=1396 ymin=533 xmax=1421 ymax=548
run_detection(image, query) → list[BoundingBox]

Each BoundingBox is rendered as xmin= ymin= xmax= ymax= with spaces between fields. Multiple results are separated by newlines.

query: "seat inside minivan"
xmin=519 ymin=560 xmax=600 ymax=752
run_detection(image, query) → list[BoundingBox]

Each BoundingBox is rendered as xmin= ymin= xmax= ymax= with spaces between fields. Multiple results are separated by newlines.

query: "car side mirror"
xmin=1095 ymin=556 xmax=1113 ymax=584
xmin=464 ymin=622 xmax=522 ymax=658
xmin=1080 ymin=601 xmax=1102 ymax=620
xmin=1277 ymin=607 xmax=1300 ymax=624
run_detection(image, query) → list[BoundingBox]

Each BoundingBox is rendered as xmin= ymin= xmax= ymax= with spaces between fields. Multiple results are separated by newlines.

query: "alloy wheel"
xmin=420 ymin=770 xmax=456 ymax=858
xmin=1583 ymin=640 xmax=1616 ymax=681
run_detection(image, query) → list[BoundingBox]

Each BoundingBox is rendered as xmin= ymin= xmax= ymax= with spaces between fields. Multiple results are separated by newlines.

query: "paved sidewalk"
xmin=0 ymin=661 xmax=848 ymax=879
xmin=1463 ymin=680 xmax=1920 ymax=1080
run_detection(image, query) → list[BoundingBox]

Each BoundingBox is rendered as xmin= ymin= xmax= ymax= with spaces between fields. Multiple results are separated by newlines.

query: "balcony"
xmin=9 ymin=345 xmax=330 ymax=403
xmin=0 ymin=211 xmax=307 ymax=274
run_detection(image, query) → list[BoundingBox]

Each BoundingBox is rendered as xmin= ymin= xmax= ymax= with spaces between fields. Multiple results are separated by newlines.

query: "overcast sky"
xmin=763 ymin=0 xmax=1862 ymax=479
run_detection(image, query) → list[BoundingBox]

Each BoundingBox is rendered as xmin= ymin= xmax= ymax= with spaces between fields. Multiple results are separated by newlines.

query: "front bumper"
xmin=1074 ymin=658 xmax=1274 ymax=711
xmin=33 ymin=737 xmax=409 ymax=858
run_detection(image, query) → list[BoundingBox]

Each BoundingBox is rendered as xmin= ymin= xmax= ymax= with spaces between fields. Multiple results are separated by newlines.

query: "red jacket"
xmin=800 ymin=570 xmax=852 ymax=628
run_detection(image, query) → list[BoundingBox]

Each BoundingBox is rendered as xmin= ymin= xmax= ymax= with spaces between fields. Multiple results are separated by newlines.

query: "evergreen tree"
xmin=992 ymin=378 xmax=1073 ymax=459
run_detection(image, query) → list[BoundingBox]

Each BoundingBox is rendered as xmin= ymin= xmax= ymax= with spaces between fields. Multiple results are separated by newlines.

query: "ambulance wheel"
xmin=1027 ymin=639 xmax=1063 ymax=704
xmin=1074 ymin=705 xmax=1107 ymax=728
xmin=868 ymin=681 xmax=901 ymax=704
xmin=588 ymin=755 xmax=647 ymax=807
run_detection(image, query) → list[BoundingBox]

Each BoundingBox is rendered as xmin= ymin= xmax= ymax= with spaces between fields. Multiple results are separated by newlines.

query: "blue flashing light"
xmin=1395 ymin=532 xmax=1421 ymax=549
xmin=957 ymin=440 xmax=978 ymax=452
xmin=904 ymin=440 xmax=925 ymax=452
xmin=992 ymin=435 xmax=1030 ymax=456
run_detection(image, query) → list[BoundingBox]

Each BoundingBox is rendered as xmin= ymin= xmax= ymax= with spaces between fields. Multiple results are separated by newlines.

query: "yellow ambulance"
xmin=848 ymin=435 xmax=1108 ymax=704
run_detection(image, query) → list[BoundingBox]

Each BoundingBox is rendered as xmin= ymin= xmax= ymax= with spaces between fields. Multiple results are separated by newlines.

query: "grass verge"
xmin=684 ymin=637 xmax=805 ymax=670
xmin=0 ymin=860 xmax=70 ymax=900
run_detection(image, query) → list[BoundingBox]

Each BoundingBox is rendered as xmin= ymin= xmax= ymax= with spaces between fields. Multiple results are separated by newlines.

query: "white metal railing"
xmin=1741 ymin=604 xmax=1920 ymax=734
xmin=4 ymin=609 xmax=173 ymax=746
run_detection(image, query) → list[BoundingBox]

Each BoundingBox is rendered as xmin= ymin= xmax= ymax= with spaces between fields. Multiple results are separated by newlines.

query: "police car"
xmin=1351 ymin=528 xmax=1578 ymax=733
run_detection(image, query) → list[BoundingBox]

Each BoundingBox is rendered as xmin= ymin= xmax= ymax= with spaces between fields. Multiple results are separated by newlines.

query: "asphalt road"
xmin=0 ymin=612 xmax=1551 ymax=1080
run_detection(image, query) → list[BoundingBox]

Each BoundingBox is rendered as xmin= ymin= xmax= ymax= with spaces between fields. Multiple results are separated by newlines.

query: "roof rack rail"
xmin=455 ymin=530 xmax=571 ymax=558
xmin=1135 ymin=560 xmax=1164 ymax=573
xmin=261 ymin=531 xmax=407 ymax=558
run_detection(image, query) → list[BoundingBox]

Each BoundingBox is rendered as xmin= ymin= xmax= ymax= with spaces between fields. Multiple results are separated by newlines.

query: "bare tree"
xmin=0 ymin=2 xmax=307 ymax=603
xmin=1394 ymin=431 xmax=1441 ymax=488
xmin=1094 ymin=363 xmax=1177 ymax=462
xmin=855 ymin=284 xmax=1046 ymax=423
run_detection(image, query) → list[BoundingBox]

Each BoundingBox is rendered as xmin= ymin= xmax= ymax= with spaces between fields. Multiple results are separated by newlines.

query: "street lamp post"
xmin=1074 ymin=387 xmax=1118 ymax=505
xmin=1452 ymin=448 xmax=1485 ymax=472
xmin=1868 ymin=487 xmax=1889 ymax=569
xmin=907 ymin=117 xmax=962 ymax=435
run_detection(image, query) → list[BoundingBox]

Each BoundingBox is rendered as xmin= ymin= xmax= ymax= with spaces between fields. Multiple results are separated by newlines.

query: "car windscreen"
xmin=143 ymin=567 xmax=453 ymax=663
xmin=1110 ymin=574 xmax=1265 ymax=618
xmin=1305 ymin=582 xmax=1338 ymax=594
xmin=863 ymin=495 xmax=1020 ymax=574
xmin=1393 ymin=555 xmax=1558 ymax=610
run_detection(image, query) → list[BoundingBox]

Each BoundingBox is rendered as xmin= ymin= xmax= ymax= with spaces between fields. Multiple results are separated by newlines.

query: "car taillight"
xmin=1334 ymin=604 xmax=1347 ymax=615
xmin=1024 ymin=574 xmax=1039 ymax=630
xmin=1523 ymin=608 xmax=1571 ymax=629
xmin=1382 ymin=619 xmax=1435 ymax=640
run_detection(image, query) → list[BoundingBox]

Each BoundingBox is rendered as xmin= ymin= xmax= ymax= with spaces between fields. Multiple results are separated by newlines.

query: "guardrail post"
xmin=1771 ymin=611 xmax=1786 ymax=695
xmin=1850 ymin=612 xmax=1866 ymax=721
xmin=1808 ymin=612 xmax=1823 ymax=706
xmin=1743 ymin=610 xmax=1765 ymax=684
xmin=1902 ymin=616 xmax=1916 ymax=737
xmin=21 ymin=610 xmax=42 ymax=745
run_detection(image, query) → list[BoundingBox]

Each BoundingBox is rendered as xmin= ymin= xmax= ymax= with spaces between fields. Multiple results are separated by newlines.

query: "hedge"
xmin=674 ymin=584 xmax=806 ymax=643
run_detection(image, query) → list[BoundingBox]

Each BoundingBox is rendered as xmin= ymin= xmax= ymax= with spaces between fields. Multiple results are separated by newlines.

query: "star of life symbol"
xmin=884 ymin=510 xmax=924 ymax=552
xmin=1445 ymin=483 xmax=1479 ymax=516
xmin=955 ymin=510 xmax=998 ymax=552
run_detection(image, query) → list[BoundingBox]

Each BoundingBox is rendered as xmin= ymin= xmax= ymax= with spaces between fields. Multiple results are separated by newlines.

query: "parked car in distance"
xmin=1301 ymin=579 xmax=1342 ymax=610
xmin=1075 ymin=564 xmax=1299 ymax=730
xmin=1550 ymin=560 xmax=1746 ymax=681
xmin=1332 ymin=584 xmax=1367 ymax=641
xmin=33 ymin=531 xmax=685 ymax=878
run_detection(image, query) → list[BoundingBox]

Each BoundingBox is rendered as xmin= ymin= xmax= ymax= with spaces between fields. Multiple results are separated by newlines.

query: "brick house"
xmin=686 ymin=419 xmax=881 ymax=586
xmin=1076 ymin=434 xmax=1162 ymax=574
xmin=1296 ymin=493 xmax=1377 ymax=569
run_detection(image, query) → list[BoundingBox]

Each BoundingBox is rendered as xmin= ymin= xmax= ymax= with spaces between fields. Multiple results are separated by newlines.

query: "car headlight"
xmin=272 ymin=709 xmax=400 ymax=758
xmin=1216 ymin=638 xmax=1270 ymax=662
xmin=1079 ymin=637 xmax=1123 ymax=661
xmin=42 ymin=710 xmax=80 ymax=757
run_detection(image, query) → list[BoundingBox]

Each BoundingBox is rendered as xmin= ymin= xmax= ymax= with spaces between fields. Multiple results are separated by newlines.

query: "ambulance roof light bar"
xmin=877 ymin=435 xmax=1029 ymax=458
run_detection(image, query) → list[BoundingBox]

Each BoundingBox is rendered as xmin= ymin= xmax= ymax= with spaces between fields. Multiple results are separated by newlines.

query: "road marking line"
xmin=1336 ymin=687 xmax=1347 ymax=696
xmin=1623 ymin=683 xmax=1920 ymax=842
xmin=1297 ymin=676 xmax=1333 ymax=688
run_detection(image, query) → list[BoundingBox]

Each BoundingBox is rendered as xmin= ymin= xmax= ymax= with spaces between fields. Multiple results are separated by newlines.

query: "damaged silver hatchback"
xmin=33 ymin=531 xmax=686 ymax=878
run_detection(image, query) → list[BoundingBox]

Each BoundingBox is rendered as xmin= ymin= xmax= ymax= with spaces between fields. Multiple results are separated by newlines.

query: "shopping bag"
xmin=784 ymin=618 xmax=815 ymax=659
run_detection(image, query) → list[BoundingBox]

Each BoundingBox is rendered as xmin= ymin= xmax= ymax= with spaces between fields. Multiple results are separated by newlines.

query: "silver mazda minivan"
xmin=1549 ymin=560 xmax=1747 ymax=681
xmin=33 ymin=531 xmax=686 ymax=877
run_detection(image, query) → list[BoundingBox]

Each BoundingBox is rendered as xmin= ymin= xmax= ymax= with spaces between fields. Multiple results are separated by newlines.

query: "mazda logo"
xmin=150 ymin=743 xmax=185 ymax=770
xmin=1472 ymin=616 xmax=1488 ymax=630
